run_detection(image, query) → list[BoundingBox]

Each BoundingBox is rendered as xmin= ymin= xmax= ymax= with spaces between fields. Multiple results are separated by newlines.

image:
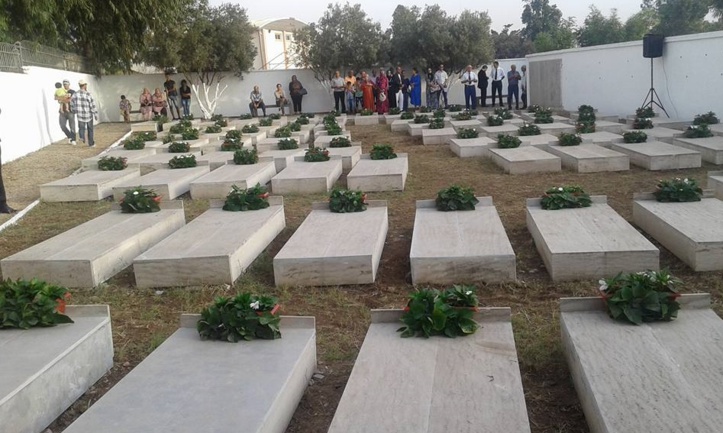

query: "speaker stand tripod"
xmin=641 ymin=57 xmax=669 ymax=118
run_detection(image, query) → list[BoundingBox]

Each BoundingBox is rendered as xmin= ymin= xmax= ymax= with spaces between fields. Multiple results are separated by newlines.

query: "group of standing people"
xmin=330 ymin=68 xmax=422 ymax=115
xmin=477 ymin=62 xmax=528 ymax=110
xmin=135 ymin=74 xmax=192 ymax=121
xmin=54 ymin=78 xmax=98 ymax=147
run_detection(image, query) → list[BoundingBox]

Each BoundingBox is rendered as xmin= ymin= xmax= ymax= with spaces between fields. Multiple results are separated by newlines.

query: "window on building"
xmin=275 ymin=33 xmax=281 ymax=40
xmin=286 ymin=35 xmax=291 ymax=41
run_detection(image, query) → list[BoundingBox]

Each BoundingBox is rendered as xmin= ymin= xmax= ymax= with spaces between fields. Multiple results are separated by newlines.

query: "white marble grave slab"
xmin=518 ymin=133 xmax=559 ymax=147
xmin=406 ymin=122 xmax=429 ymax=137
xmin=710 ymin=123 xmax=723 ymax=137
xmin=488 ymin=146 xmax=561 ymax=174
xmin=63 ymin=315 xmax=316 ymax=433
xmin=270 ymin=157 xmax=343 ymax=194
xmin=134 ymin=198 xmax=285 ymax=287
xmin=328 ymin=309 xmax=531 ymax=433
xmin=536 ymin=122 xmax=576 ymax=135
xmin=478 ymin=123 xmax=518 ymax=137
xmin=709 ymin=171 xmax=723 ymax=200
xmin=422 ymin=127 xmax=456 ymax=145
xmin=196 ymin=151 xmax=234 ymax=170
xmin=390 ymin=119 xmax=413 ymax=132
xmin=258 ymin=149 xmax=306 ymax=172
xmin=622 ymin=127 xmax=684 ymax=144
xmin=633 ymin=194 xmax=723 ymax=271
xmin=560 ymin=294 xmax=723 ymax=433
xmin=410 ymin=198 xmax=516 ymax=284
xmin=450 ymin=119 xmax=483 ymax=131
xmin=111 ymin=166 xmax=210 ymax=201
xmin=526 ymin=196 xmax=659 ymax=281
xmin=579 ymin=131 xmax=624 ymax=146
xmin=449 ymin=136 xmax=496 ymax=157
xmin=190 ymin=161 xmax=276 ymax=199
xmin=132 ymin=152 xmax=206 ymax=174
xmin=610 ymin=141 xmax=701 ymax=170
xmin=130 ymin=121 xmax=157 ymax=132
xmin=274 ymin=201 xmax=388 ymax=286
xmin=325 ymin=146 xmax=361 ymax=173
xmin=383 ymin=113 xmax=401 ymax=124
xmin=0 ymin=305 xmax=113 ymax=433
xmin=40 ymin=168 xmax=141 ymax=202
xmin=545 ymin=144 xmax=629 ymax=173
xmin=354 ymin=114 xmax=380 ymax=125
xmin=347 ymin=154 xmax=408 ymax=192
xmin=313 ymin=132 xmax=352 ymax=146
xmin=590 ymin=120 xmax=625 ymax=134
xmin=81 ymin=148 xmax=157 ymax=170
xmin=672 ymin=136 xmax=723 ymax=164
xmin=0 ymin=203 xmax=186 ymax=287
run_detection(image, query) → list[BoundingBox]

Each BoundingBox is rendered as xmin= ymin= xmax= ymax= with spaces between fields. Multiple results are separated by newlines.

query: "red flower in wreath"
xmin=260 ymin=192 xmax=270 ymax=199
xmin=153 ymin=196 xmax=162 ymax=203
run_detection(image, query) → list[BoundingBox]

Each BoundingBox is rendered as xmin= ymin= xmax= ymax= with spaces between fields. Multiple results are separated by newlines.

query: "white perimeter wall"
xmin=0 ymin=67 xmax=98 ymax=162
xmin=526 ymin=31 xmax=723 ymax=118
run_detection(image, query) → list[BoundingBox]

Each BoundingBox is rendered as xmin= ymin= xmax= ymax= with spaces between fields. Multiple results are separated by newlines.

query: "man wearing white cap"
xmin=70 ymin=79 xmax=98 ymax=147
xmin=56 ymin=79 xmax=77 ymax=145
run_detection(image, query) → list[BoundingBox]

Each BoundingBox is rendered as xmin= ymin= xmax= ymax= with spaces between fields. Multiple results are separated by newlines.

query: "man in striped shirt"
xmin=70 ymin=79 xmax=98 ymax=147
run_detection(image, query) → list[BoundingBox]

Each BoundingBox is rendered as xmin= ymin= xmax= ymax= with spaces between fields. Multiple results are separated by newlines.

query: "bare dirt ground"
xmin=1 ymin=118 xmax=721 ymax=433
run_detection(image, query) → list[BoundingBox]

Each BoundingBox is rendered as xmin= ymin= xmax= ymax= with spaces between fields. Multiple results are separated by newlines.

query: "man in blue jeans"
xmin=507 ymin=64 xmax=522 ymax=110
xmin=70 ymin=79 xmax=98 ymax=147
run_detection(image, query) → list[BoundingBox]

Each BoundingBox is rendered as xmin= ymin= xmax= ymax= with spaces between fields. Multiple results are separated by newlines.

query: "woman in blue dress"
xmin=410 ymin=67 xmax=421 ymax=109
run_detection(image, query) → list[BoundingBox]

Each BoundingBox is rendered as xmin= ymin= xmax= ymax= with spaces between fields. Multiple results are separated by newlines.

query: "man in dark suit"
xmin=389 ymin=66 xmax=402 ymax=109
xmin=478 ymin=65 xmax=489 ymax=107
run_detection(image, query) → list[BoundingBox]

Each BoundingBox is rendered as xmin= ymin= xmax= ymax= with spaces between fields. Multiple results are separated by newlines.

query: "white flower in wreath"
xmin=598 ymin=279 xmax=608 ymax=292
xmin=558 ymin=187 xmax=564 ymax=192
xmin=133 ymin=191 xmax=139 ymax=195
xmin=466 ymin=290 xmax=473 ymax=296
xmin=249 ymin=301 xmax=260 ymax=310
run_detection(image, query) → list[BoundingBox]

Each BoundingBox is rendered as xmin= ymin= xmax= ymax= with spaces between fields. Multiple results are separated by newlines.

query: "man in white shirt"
xmin=331 ymin=70 xmax=346 ymax=113
xmin=490 ymin=61 xmax=505 ymax=107
xmin=434 ymin=64 xmax=449 ymax=109
xmin=460 ymin=64 xmax=478 ymax=110
xmin=520 ymin=65 xmax=528 ymax=110
xmin=248 ymin=85 xmax=266 ymax=117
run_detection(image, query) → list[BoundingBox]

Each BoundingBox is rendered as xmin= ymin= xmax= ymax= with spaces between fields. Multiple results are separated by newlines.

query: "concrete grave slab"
xmin=383 ymin=113 xmax=401 ymax=124
xmin=422 ymin=127 xmax=456 ymax=145
xmin=651 ymin=116 xmax=691 ymax=130
xmin=709 ymin=171 xmax=723 ymax=199
xmin=258 ymin=149 xmax=306 ymax=172
xmin=196 ymin=151 xmax=234 ymax=170
xmin=633 ymin=193 xmax=723 ymax=271
xmin=569 ymin=112 xmax=619 ymax=122
xmin=111 ymin=166 xmax=210 ymax=201
xmin=325 ymin=146 xmax=361 ymax=173
xmin=328 ymin=309 xmax=531 ymax=433
xmin=622 ymin=127 xmax=684 ymax=144
xmin=290 ymin=130 xmax=311 ymax=143
xmin=488 ymin=146 xmax=561 ymax=174
xmin=450 ymin=119 xmax=483 ymax=131
xmin=1 ymin=203 xmax=186 ymax=287
xmin=134 ymin=198 xmax=285 ymax=287
xmin=313 ymin=132 xmax=352 ymax=147
xmin=610 ymin=141 xmax=701 ymax=170
xmin=536 ymin=122 xmax=576 ymax=135
xmin=146 ymin=138 xmax=210 ymax=153
xmin=354 ymin=114 xmax=380 ymax=125
xmin=479 ymin=123 xmax=518 ymax=138
xmin=40 ymin=168 xmax=141 ymax=202
xmin=672 ymin=136 xmax=723 ymax=164
xmin=270 ymin=157 xmax=343 ymax=194
xmin=591 ymin=120 xmax=625 ymax=134
xmin=63 ymin=315 xmax=316 ymax=433
xmin=518 ymin=133 xmax=559 ymax=147
xmin=710 ymin=123 xmax=723 ymax=137
xmin=390 ymin=119 xmax=413 ymax=132
xmin=347 ymin=154 xmax=409 ymax=192
xmin=526 ymin=196 xmax=659 ymax=281
xmin=257 ymin=125 xmax=279 ymax=139
xmin=274 ymin=201 xmax=388 ymax=286
xmin=579 ymin=131 xmax=624 ymax=146
xmin=243 ymin=130 xmax=268 ymax=145
xmin=190 ymin=160 xmax=275 ymax=199
xmin=407 ymin=122 xmax=429 ymax=137
xmin=0 ymin=305 xmax=113 ymax=433
xmin=560 ymin=294 xmax=723 ymax=433
xmin=546 ymin=144 xmax=629 ymax=173
xmin=81 ymin=148 xmax=157 ymax=170
xmin=132 ymin=152 xmax=207 ymax=174
xmin=449 ymin=136 xmax=496 ymax=158
xmin=410 ymin=198 xmax=516 ymax=284
xmin=130 ymin=121 xmax=157 ymax=132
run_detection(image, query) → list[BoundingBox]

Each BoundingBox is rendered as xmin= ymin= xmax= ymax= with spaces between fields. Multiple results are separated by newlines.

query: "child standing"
xmin=119 ymin=95 xmax=132 ymax=123
xmin=345 ymin=82 xmax=356 ymax=115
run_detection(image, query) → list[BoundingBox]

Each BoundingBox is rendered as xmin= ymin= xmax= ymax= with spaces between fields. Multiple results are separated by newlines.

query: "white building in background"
xmin=251 ymin=18 xmax=307 ymax=70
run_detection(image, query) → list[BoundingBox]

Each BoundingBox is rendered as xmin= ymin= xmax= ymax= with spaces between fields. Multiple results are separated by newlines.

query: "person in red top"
xmin=375 ymin=68 xmax=389 ymax=114
xmin=360 ymin=71 xmax=375 ymax=111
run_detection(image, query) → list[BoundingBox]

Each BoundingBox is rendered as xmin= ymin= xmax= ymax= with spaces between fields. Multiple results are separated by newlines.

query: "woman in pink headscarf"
xmin=375 ymin=68 xmax=389 ymax=114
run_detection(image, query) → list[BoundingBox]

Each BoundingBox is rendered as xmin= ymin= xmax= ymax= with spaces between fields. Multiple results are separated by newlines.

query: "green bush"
xmin=558 ymin=132 xmax=582 ymax=146
xmin=436 ymin=185 xmax=479 ymax=211
xmin=136 ymin=131 xmax=157 ymax=142
xmin=329 ymin=136 xmax=351 ymax=148
xmin=632 ymin=117 xmax=653 ymax=129
xmin=168 ymin=141 xmax=190 ymax=153
xmin=97 ymin=156 xmax=127 ymax=171
xmin=259 ymin=118 xmax=273 ymax=127
xmin=205 ymin=125 xmax=222 ymax=134
xmin=576 ymin=121 xmax=595 ymax=133
xmin=534 ymin=108 xmax=553 ymax=124
xmin=400 ymin=111 xmax=414 ymax=120
xmin=168 ymin=154 xmax=197 ymax=169
xmin=225 ymin=130 xmax=242 ymax=140
xmin=123 ymin=136 xmax=146 ymax=150
xmin=683 ymin=124 xmax=713 ymax=138
xmin=221 ymin=139 xmax=243 ymax=151
xmin=429 ymin=118 xmax=445 ymax=129
xmin=233 ymin=148 xmax=258 ymax=165
xmin=599 ymin=270 xmax=681 ymax=325
xmin=197 ymin=292 xmax=280 ymax=341
xmin=223 ymin=184 xmax=270 ymax=211
xmin=278 ymin=138 xmax=299 ymax=150
xmin=274 ymin=126 xmax=292 ymax=138
xmin=369 ymin=144 xmax=397 ymax=160
xmin=518 ymin=123 xmax=541 ymax=136
xmin=329 ymin=189 xmax=367 ymax=213
xmin=487 ymin=115 xmax=504 ymax=126
xmin=654 ymin=177 xmax=702 ymax=202
xmin=493 ymin=107 xmax=513 ymax=119
xmin=0 ymin=279 xmax=73 ymax=329
xmin=457 ymin=128 xmax=479 ymax=139
xmin=414 ymin=115 xmax=430 ymax=124
xmin=304 ymin=146 xmax=330 ymax=162
xmin=398 ymin=286 xmax=479 ymax=338
xmin=497 ymin=134 xmax=521 ymax=148
xmin=181 ymin=128 xmax=200 ymax=140
xmin=242 ymin=124 xmax=259 ymax=133
xmin=540 ymin=185 xmax=592 ymax=210
xmin=120 ymin=187 xmax=161 ymax=213
xmin=623 ymin=131 xmax=647 ymax=143
xmin=693 ymin=111 xmax=719 ymax=125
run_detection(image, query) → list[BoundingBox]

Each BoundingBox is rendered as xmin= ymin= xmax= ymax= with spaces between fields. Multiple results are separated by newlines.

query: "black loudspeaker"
xmin=643 ymin=34 xmax=664 ymax=58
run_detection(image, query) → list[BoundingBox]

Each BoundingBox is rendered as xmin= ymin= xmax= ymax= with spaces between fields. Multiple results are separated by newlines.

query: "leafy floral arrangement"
xmin=518 ymin=122 xmax=541 ymax=136
xmin=325 ymin=124 xmax=343 ymax=135
xmin=153 ymin=114 xmax=169 ymax=124
xmin=692 ymin=111 xmax=719 ymax=125
xmin=436 ymin=185 xmax=479 ymax=211
xmin=119 ymin=187 xmax=161 ymax=213
xmin=419 ymin=106 xmax=431 ymax=113
xmin=623 ymin=131 xmax=648 ymax=143
xmin=197 ymin=292 xmax=280 ymax=342
xmin=654 ymin=177 xmax=702 ymax=202
xmin=400 ymin=111 xmax=414 ymax=120
xmin=274 ymin=126 xmax=292 ymax=138
xmin=215 ymin=118 xmax=228 ymax=127
xmin=226 ymin=129 xmax=243 ymax=140
xmin=238 ymin=113 xmax=253 ymax=120
xmin=168 ymin=141 xmax=191 ymax=153
xmin=429 ymin=118 xmax=445 ymax=129
xmin=323 ymin=113 xmax=338 ymax=124
xmin=211 ymin=114 xmax=224 ymax=122
xmin=683 ymin=124 xmax=713 ymax=138
xmin=558 ymin=132 xmax=582 ymax=146
xmin=414 ymin=114 xmax=430 ymax=124
xmin=389 ymin=107 xmax=401 ymax=115
xmin=632 ymin=117 xmax=653 ymax=129
xmin=300 ymin=112 xmax=315 ymax=119
xmin=433 ymin=108 xmax=446 ymax=118
xmin=328 ymin=110 xmax=341 ymax=117
xmin=457 ymin=128 xmax=479 ymax=139
xmin=577 ymin=104 xmax=596 ymax=123
xmin=123 ymin=136 xmax=146 ymax=150
xmin=223 ymin=183 xmax=270 ymax=211
xmin=398 ymin=286 xmax=479 ymax=338
xmin=534 ymin=108 xmax=554 ymax=124
xmin=221 ymin=139 xmax=242 ymax=151
xmin=304 ymin=146 xmax=330 ymax=162
xmin=136 ymin=131 xmax=157 ymax=142
xmin=497 ymin=134 xmax=521 ymax=148
xmin=329 ymin=188 xmax=367 ymax=213
xmin=168 ymin=154 xmax=197 ymax=169
xmin=0 ymin=278 xmax=73 ymax=329
xmin=268 ymin=113 xmax=281 ymax=120
xmin=576 ymin=122 xmax=596 ymax=133
xmin=599 ymin=269 xmax=681 ymax=325
xmin=259 ymin=118 xmax=273 ymax=127
xmin=370 ymin=144 xmax=397 ymax=160
xmin=97 ymin=155 xmax=127 ymax=171
xmin=205 ymin=124 xmax=222 ymax=134
xmin=288 ymin=121 xmax=301 ymax=132
xmin=169 ymin=124 xmax=187 ymax=134
xmin=540 ymin=185 xmax=592 ymax=210
xmin=278 ymin=138 xmax=299 ymax=150
xmin=233 ymin=148 xmax=258 ymax=165
xmin=162 ymin=134 xmax=176 ymax=144
xmin=447 ymin=104 xmax=463 ymax=112
xmin=181 ymin=128 xmax=200 ymax=140
xmin=242 ymin=124 xmax=259 ymax=133
xmin=329 ymin=136 xmax=351 ymax=147
xmin=296 ymin=116 xmax=310 ymax=125
xmin=635 ymin=106 xmax=655 ymax=118
xmin=360 ymin=108 xmax=375 ymax=116
xmin=487 ymin=115 xmax=504 ymax=126
xmin=179 ymin=117 xmax=194 ymax=125
xmin=453 ymin=111 xmax=472 ymax=121
xmin=527 ymin=104 xmax=541 ymax=113
xmin=493 ymin=107 xmax=513 ymax=120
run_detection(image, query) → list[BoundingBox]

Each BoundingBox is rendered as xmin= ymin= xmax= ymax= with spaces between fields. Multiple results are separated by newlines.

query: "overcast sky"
xmin=214 ymin=0 xmax=642 ymax=31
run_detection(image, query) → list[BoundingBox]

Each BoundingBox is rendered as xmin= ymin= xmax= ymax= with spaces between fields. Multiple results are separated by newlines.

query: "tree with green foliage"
xmin=389 ymin=5 xmax=423 ymax=67
xmin=577 ymin=6 xmax=625 ymax=47
xmin=639 ymin=0 xmax=720 ymax=36
xmin=491 ymin=24 xmax=535 ymax=59
xmin=623 ymin=9 xmax=658 ymax=40
xmin=521 ymin=0 xmax=576 ymax=52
